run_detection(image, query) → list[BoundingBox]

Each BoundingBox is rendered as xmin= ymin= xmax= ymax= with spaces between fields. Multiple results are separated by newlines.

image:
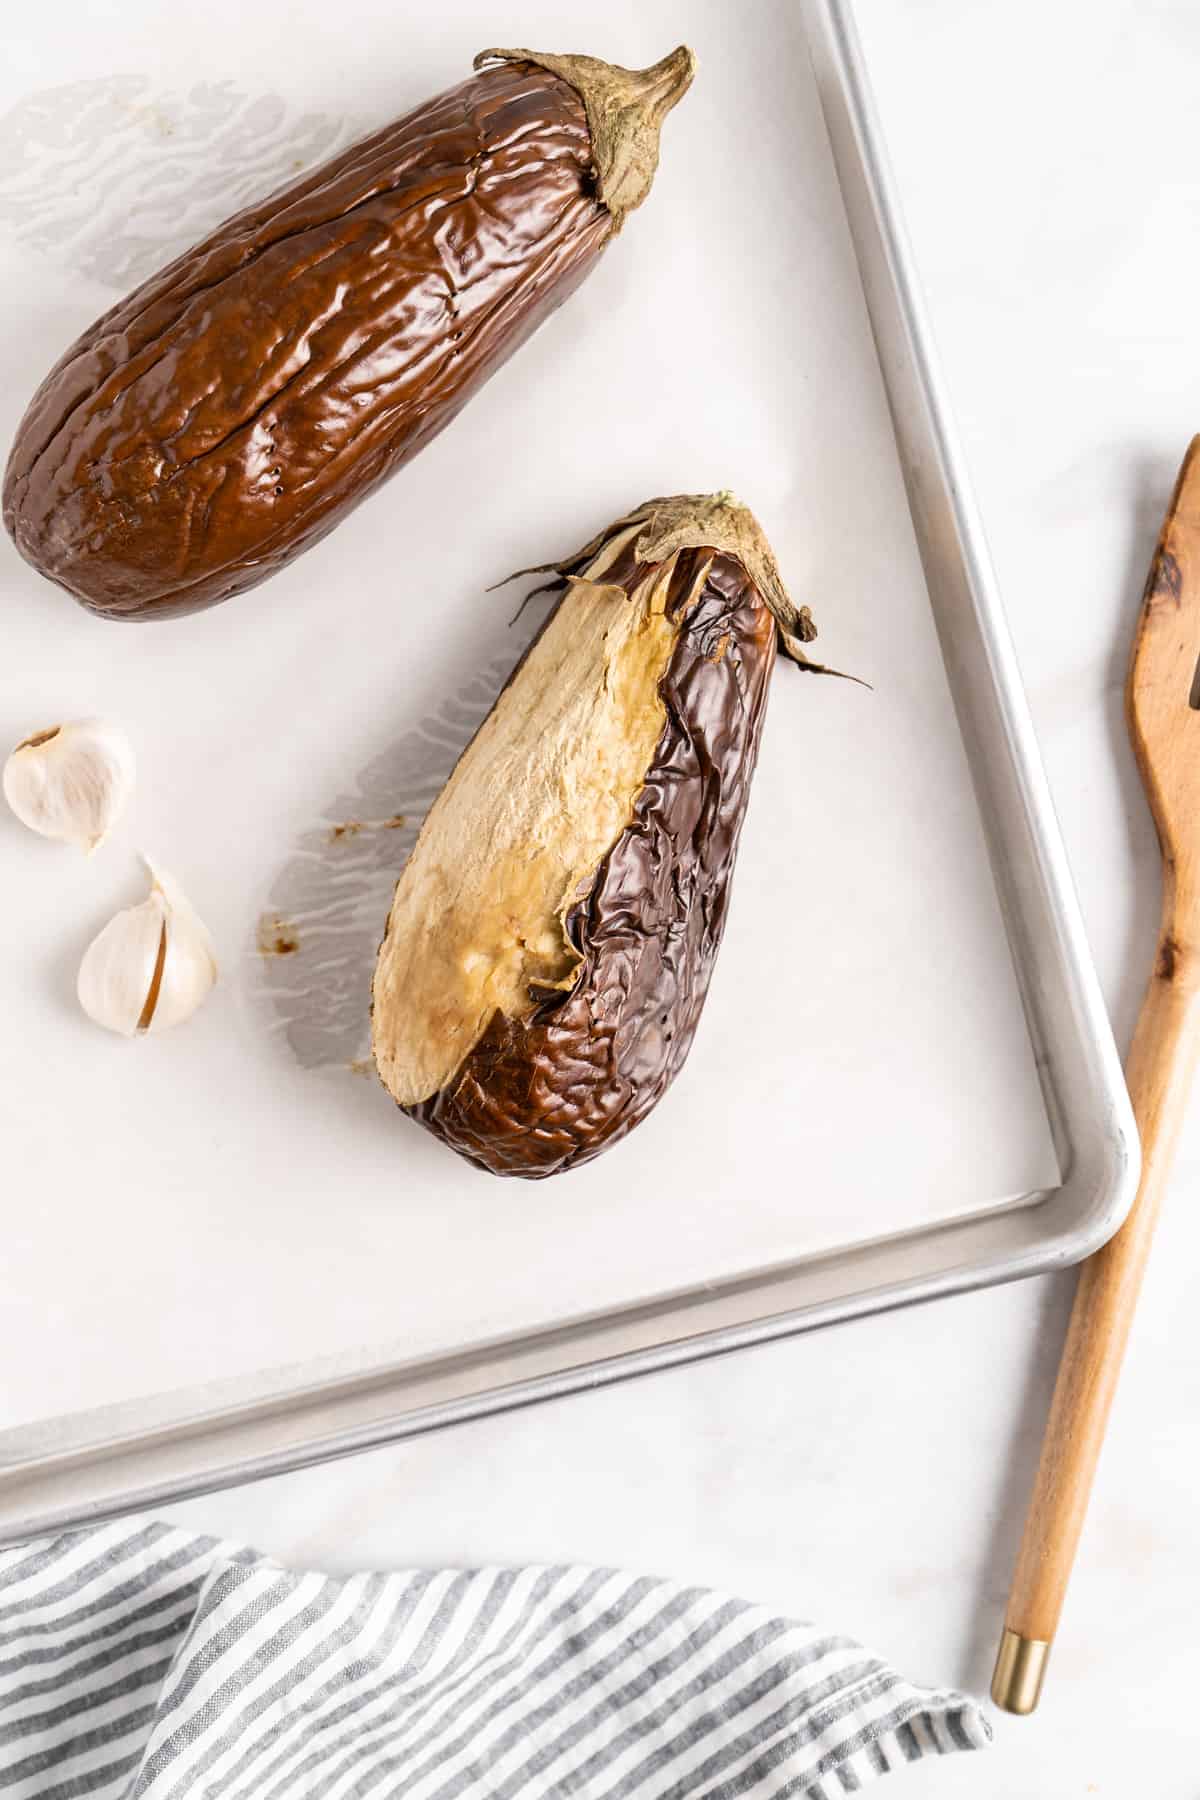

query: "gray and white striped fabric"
xmin=0 ymin=1522 xmax=989 ymax=1798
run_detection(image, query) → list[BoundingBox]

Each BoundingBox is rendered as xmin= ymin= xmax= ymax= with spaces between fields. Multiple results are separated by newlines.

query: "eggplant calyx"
xmin=473 ymin=46 xmax=696 ymax=228
xmin=626 ymin=493 xmax=818 ymax=664
xmin=498 ymin=492 xmax=869 ymax=682
xmin=505 ymin=493 xmax=821 ymax=667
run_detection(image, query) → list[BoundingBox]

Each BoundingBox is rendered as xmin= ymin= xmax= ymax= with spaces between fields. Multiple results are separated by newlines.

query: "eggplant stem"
xmin=472 ymin=45 xmax=695 ymax=228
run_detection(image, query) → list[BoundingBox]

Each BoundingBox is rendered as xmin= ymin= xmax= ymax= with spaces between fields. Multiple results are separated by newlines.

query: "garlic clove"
xmin=77 ymin=884 xmax=167 ymax=1037
xmin=3 ymin=718 xmax=135 ymax=852
xmin=77 ymin=859 xmax=217 ymax=1036
xmin=140 ymin=859 xmax=218 ymax=1033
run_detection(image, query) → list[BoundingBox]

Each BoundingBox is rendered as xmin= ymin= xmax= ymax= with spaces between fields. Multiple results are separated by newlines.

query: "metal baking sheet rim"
xmin=0 ymin=0 xmax=1139 ymax=1544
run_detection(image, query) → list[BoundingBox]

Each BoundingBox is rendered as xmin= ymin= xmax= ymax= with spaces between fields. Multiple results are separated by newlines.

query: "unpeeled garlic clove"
xmin=78 ymin=858 xmax=217 ymax=1036
xmin=3 ymin=718 xmax=135 ymax=852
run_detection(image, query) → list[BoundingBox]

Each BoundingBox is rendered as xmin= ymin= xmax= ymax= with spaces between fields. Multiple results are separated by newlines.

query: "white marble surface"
xmin=11 ymin=0 xmax=1200 ymax=1791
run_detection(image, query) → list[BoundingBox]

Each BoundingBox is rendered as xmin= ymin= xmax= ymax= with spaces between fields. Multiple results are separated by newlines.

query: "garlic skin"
xmin=3 ymin=718 xmax=135 ymax=852
xmin=78 ymin=859 xmax=217 ymax=1036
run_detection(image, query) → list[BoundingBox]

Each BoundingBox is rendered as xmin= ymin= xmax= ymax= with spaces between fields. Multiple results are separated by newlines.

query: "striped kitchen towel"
xmin=0 ymin=1522 xmax=989 ymax=1798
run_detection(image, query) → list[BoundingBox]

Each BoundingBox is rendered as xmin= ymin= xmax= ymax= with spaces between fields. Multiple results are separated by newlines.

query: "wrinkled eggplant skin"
xmin=3 ymin=64 xmax=608 ymax=620
xmin=409 ymin=547 xmax=778 ymax=1178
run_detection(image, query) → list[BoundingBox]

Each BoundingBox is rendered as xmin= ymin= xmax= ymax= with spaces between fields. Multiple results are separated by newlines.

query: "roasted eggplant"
xmin=372 ymin=493 xmax=831 ymax=1179
xmin=3 ymin=48 xmax=693 ymax=621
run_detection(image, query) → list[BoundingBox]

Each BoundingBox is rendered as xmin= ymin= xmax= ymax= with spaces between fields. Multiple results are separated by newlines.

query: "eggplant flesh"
xmin=373 ymin=494 xmax=820 ymax=1179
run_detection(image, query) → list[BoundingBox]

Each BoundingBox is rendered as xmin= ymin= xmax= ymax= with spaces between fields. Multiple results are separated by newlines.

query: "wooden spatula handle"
xmin=993 ymin=438 xmax=1200 ymax=1713
xmin=992 ymin=956 xmax=1200 ymax=1710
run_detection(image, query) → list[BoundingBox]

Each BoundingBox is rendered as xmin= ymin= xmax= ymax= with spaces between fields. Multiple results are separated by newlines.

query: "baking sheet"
xmin=0 ymin=0 xmax=1060 ymax=1436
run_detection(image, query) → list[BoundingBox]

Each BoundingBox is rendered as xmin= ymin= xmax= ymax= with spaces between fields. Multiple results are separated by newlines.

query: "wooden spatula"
xmin=992 ymin=436 xmax=1200 ymax=1713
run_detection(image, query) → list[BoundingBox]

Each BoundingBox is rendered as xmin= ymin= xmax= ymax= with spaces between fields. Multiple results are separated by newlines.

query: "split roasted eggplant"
xmin=3 ymin=47 xmax=693 ymax=620
xmin=372 ymin=493 xmax=831 ymax=1179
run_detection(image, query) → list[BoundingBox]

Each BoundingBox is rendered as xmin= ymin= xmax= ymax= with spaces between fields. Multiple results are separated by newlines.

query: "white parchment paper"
xmin=0 ymin=0 xmax=1058 ymax=1428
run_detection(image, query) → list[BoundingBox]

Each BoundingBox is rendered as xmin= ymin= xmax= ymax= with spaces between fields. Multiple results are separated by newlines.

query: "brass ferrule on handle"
xmin=991 ymin=1631 xmax=1049 ymax=1715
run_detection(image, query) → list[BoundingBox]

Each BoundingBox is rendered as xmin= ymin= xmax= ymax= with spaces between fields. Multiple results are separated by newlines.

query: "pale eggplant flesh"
xmin=372 ymin=493 xmax=829 ymax=1179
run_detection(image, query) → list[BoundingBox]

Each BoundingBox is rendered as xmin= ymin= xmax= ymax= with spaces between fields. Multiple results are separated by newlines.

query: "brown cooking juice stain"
xmin=327 ymin=815 xmax=406 ymax=844
xmin=257 ymin=913 xmax=299 ymax=957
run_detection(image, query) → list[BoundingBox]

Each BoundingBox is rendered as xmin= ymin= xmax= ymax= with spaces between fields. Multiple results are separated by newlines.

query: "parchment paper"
xmin=0 ymin=0 xmax=1059 ymax=1429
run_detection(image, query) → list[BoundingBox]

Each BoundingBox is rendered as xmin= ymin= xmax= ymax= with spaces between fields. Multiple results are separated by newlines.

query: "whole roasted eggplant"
xmin=372 ymin=493 xmax=834 ymax=1179
xmin=3 ymin=47 xmax=693 ymax=621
